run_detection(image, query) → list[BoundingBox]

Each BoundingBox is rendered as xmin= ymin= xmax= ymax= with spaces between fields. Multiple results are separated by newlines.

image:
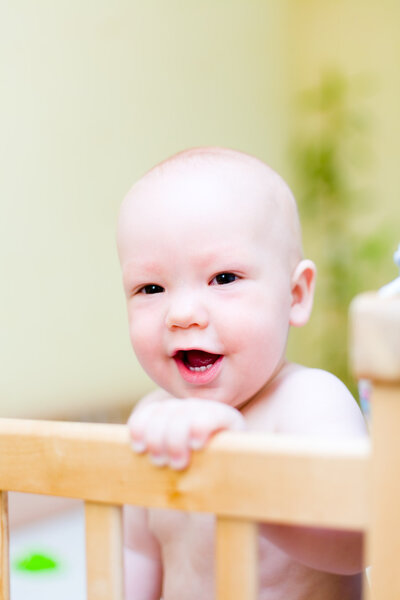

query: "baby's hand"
xmin=128 ymin=398 xmax=245 ymax=470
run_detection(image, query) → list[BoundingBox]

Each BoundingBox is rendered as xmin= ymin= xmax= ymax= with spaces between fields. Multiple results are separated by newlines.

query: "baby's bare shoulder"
xmin=251 ymin=364 xmax=367 ymax=439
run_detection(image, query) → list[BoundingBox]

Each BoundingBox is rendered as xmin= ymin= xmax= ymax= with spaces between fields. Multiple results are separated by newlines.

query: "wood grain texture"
xmin=0 ymin=419 xmax=369 ymax=530
xmin=369 ymin=385 xmax=400 ymax=600
xmin=216 ymin=517 xmax=257 ymax=600
xmin=85 ymin=502 xmax=123 ymax=600
xmin=349 ymin=292 xmax=400 ymax=382
xmin=0 ymin=492 xmax=9 ymax=600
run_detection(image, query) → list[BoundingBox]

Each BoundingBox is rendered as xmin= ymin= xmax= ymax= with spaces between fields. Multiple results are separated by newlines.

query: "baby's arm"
xmin=123 ymin=505 xmax=162 ymax=600
xmin=260 ymin=523 xmax=363 ymax=575
xmin=260 ymin=368 xmax=367 ymax=575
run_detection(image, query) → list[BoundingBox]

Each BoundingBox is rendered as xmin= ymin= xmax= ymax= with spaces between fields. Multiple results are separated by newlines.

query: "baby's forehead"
xmin=118 ymin=148 xmax=303 ymax=266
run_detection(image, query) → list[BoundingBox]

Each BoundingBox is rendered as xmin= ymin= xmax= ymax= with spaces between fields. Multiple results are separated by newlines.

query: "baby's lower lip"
xmin=173 ymin=353 xmax=224 ymax=385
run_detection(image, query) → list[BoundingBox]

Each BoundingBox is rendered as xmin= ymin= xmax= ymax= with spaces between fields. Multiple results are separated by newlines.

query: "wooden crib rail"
xmin=350 ymin=291 xmax=400 ymax=383
xmin=0 ymin=421 xmax=369 ymax=600
xmin=350 ymin=292 xmax=400 ymax=600
xmin=0 ymin=420 xmax=369 ymax=528
xmin=0 ymin=492 xmax=9 ymax=600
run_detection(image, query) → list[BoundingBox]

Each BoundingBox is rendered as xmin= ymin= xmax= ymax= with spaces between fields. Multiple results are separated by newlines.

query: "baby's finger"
xmin=128 ymin=402 xmax=160 ymax=453
xmin=165 ymin=415 xmax=192 ymax=470
xmin=145 ymin=405 xmax=174 ymax=467
xmin=188 ymin=414 xmax=217 ymax=450
xmin=189 ymin=402 xmax=245 ymax=449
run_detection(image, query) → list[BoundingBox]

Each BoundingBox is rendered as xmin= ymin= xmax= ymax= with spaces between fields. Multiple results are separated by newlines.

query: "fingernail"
xmin=169 ymin=456 xmax=188 ymax=471
xmin=189 ymin=438 xmax=203 ymax=451
xmin=131 ymin=441 xmax=146 ymax=453
xmin=150 ymin=454 xmax=167 ymax=467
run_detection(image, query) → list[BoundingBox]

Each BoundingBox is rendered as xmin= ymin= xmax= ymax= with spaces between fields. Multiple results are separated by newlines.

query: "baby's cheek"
xmin=218 ymin=304 xmax=267 ymax=351
xmin=128 ymin=318 xmax=171 ymax=388
xmin=236 ymin=311 xmax=287 ymax=367
xmin=128 ymin=318 xmax=156 ymax=362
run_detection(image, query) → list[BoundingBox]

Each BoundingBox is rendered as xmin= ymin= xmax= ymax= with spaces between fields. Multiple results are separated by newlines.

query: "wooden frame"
xmin=349 ymin=292 xmax=400 ymax=600
xmin=0 ymin=291 xmax=398 ymax=599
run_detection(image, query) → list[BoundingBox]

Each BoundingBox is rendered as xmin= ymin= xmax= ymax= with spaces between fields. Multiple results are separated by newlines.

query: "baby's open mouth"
xmin=174 ymin=349 xmax=222 ymax=373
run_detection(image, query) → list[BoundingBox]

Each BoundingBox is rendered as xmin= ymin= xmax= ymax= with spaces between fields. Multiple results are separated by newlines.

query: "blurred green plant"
xmin=290 ymin=70 xmax=393 ymax=390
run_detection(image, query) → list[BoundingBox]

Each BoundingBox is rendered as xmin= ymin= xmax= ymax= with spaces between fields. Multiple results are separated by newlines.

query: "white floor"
xmin=10 ymin=504 xmax=86 ymax=600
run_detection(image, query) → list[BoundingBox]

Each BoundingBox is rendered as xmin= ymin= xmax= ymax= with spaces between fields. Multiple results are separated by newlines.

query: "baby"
xmin=116 ymin=147 xmax=367 ymax=600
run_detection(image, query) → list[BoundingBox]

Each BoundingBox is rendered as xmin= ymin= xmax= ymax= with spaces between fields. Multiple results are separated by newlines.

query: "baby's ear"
xmin=289 ymin=259 xmax=316 ymax=327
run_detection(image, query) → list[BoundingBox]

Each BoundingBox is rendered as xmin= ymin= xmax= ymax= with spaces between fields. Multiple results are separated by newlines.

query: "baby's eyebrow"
xmin=122 ymin=260 xmax=163 ymax=284
xmin=193 ymin=246 xmax=241 ymax=265
xmin=194 ymin=247 xmax=252 ymax=270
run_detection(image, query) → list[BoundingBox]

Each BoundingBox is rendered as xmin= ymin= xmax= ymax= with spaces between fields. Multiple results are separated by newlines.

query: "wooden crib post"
xmin=85 ymin=502 xmax=123 ymax=600
xmin=0 ymin=492 xmax=9 ymax=600
xmin=216 ymin=517 xmax=258 ymax=600
xmin=350 ymin=292 xmax=400 ymax=600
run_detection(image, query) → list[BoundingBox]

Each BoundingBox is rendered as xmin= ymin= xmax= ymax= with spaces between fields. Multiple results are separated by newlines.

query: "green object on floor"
xmin=14 ymin=552 xmax=59 ymax=572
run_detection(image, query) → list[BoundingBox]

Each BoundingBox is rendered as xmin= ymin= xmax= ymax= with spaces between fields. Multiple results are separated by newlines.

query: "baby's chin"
xmin=167 ymin=384 xmax=246 ymax=409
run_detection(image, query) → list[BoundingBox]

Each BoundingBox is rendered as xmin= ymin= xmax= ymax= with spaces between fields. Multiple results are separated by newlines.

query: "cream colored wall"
xmin=285 ymin=0 xmax=400 ymax=371
xmin=1 ymin=2 xmax=291 ymax=417
xmin=3 ymin=2 xmax=398 ymax=418
xmin=287 ymin=0 xmax=400 ymax=243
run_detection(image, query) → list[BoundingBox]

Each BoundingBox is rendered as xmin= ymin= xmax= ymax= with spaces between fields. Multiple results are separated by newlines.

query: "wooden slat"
xmin=369 ymin=384 xmax=400 ymax=600
xmin=216 ymin=517 xmax=257 ymax=600
xmin=85 ymin=502 xmax=123 ymax=600
xmin=349 ymin=289 xmax=400 ymax=600
xmin=0 ymin=492 xmax=9 ymax=600
xmin=349 ymin=292 xmax=400 ymax=382
xmin=0 ymin=419 xmax=369 ymax=529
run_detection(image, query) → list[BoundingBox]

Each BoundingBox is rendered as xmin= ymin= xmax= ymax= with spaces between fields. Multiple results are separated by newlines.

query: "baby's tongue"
xmin=185 ymin=350 xmax=219 ymax=368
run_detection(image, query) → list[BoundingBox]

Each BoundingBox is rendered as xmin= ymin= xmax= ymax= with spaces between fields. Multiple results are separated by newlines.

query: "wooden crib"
xmin=0 ymin=291 xmax=399 ymax=600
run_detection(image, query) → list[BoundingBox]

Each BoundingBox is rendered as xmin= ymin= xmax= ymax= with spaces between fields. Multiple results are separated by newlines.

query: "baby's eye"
xmin=138 ymin=284 xmax=165 ymax=295
xmin=210 ymin=272 xmax=239 ymax=286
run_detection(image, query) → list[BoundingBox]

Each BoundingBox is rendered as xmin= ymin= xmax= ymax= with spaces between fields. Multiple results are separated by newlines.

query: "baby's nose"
xmin=165 ymin=292 xmax=208 ymax=330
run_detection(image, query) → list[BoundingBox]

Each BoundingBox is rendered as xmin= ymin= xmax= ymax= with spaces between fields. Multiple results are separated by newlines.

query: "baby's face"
xmin=118 ymin=161 xmax=297 ymax=408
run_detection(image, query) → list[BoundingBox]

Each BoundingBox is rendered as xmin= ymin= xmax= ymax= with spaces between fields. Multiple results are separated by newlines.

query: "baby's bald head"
xmin=117 ymin=147 xmax=303 ymax=274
